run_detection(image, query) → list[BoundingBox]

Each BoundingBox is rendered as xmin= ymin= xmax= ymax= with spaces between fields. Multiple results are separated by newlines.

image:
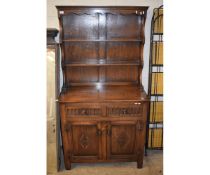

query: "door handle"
xmin=96 ymin=129 xmax=102 ymax=136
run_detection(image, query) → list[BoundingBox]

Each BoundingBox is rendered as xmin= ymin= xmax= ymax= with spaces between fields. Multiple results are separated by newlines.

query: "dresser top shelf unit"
xmin=57 ymin=6 xmax=149 ymax=102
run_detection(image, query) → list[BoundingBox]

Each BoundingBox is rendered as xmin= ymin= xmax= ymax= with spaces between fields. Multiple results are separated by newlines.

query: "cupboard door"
xmin=64 ymin=122 xmax=102 ymax=162
xmin=106 ymin=121 xmax=139 ymax=160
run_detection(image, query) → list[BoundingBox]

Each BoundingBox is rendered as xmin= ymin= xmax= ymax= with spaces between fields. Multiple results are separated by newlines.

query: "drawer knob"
xmin=134 ymin=102 xmax=141 ymax=105
xmin=81 ymin=109 xmax=86 ymax=114
xmin=122 ymin=109 xmax=127 ymax=114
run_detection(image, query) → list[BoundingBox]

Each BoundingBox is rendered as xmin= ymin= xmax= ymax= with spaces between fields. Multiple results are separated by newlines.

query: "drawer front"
xmin=64 ymin=102 xmax=144 ymax=118
xmin=65 ymin=104 xmax=103 ymax=118
xmin=106 ymin=102 xmax=143 ymax=117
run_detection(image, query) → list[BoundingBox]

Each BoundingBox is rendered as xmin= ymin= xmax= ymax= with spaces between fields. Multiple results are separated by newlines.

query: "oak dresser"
xmin=56 ymin=6 xmax=149 ymax=170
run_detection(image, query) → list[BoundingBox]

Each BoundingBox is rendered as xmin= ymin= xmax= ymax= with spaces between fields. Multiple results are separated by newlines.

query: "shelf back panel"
xmin=107 ymin=42 xmax=140 ymax=61
xmin=62 ymin=13 xmax=144 ymax=40
xmin=106 ymin=14 xmax=141 ymax=40
xmin=65 ymin=66 xmax=140 ymax=85
xmin=63 ymin=42 xmax=141 ymax=63
xmin=62 ymin=14 xmax=99 ymax=40
xmin=63 ymin=42 xmax=99 ymax=62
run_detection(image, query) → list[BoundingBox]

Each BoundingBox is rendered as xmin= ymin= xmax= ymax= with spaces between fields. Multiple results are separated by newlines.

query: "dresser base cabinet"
xmin=56 ymin=6 xmax=149 ymax=170
xmin=59 ymin=99 xmax=148 ymax=170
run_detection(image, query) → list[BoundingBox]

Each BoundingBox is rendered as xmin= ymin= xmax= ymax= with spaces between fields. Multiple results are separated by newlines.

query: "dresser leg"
xmin=65 ymin=161 xmax=71 ymax=170
xmin=137 ymin=153 xmax=143 ymax=169
xmin=137 ymin=161 xmax=143 ymax=169
xmin=137 ymin=149 xmax=143 ymax=169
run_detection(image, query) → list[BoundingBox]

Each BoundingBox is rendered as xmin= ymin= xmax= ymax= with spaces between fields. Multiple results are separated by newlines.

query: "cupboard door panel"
xmin=107 ymin=121 xmax=138 ymax=160
xmin=65 ymin=122 xmax=101 ymax=161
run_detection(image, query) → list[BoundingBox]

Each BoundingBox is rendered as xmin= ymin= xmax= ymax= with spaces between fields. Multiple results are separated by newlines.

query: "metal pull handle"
xmin=96 ymin=129 xmax=102 ymax=136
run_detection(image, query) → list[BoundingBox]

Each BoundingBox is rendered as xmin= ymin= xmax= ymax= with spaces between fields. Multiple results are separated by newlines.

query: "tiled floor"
xmin=49 ymin=150 xmax=163 ymax=175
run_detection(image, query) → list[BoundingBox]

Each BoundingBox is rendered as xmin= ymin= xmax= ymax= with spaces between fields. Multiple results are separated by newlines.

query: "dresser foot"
xmin=137 ymin=160 xmax=143 ymax=169
xmin=65 ymin=162 xmax=71 ymax=170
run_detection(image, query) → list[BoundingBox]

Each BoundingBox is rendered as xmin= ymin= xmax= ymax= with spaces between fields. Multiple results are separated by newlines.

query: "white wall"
xmin=47 ymin=0 xmax=163 ymax=93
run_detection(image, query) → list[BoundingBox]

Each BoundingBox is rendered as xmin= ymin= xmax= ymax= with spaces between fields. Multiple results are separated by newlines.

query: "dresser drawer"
xmin=106 ymin=102 xmax=143 ymax=117
xmin=65 ymin=104 xmax=103 ymax=118
xmin=64 ymin=102 xmax=144 ymax=118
